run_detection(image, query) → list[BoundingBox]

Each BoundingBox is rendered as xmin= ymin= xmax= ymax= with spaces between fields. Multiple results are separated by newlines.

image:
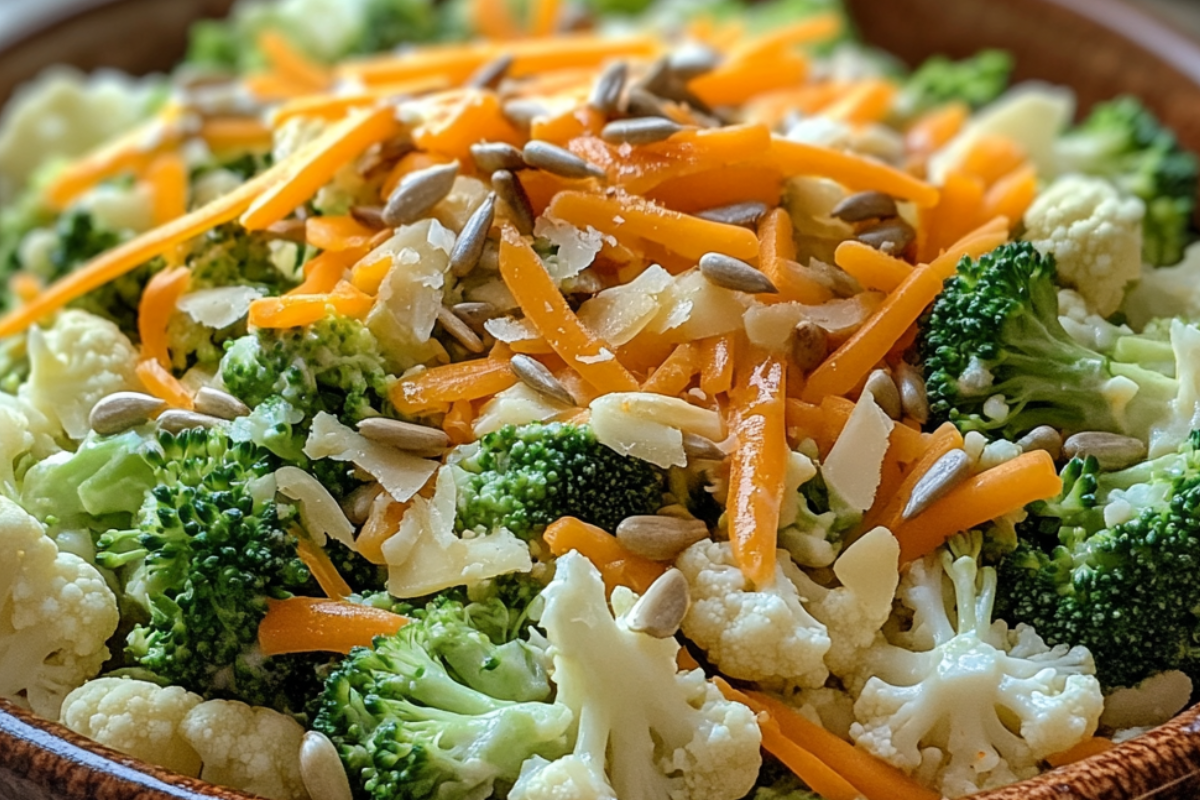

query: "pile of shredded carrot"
xmin=0 ymin=0 xmax=1077 ymax=793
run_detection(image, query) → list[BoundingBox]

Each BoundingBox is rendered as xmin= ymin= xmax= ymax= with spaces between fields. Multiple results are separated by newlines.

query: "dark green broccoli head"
xmin=918 ymin=242 xmax=1176 ymax=440
xmin=220 ymin=314 xmax=393 ymax=427
xmin=95 ymin=428 xmax=325 ymax=714
xmin=995 ymin=432 xmax=1200 ymax=688
xmin=1057 ymin=96 xmax=1199 ymax=266
xmin=455 ymin=422 xmax=664 ymax=540
xmin=314 ymin=594 xmax=568 ymax=800
xmin=901 ymin=49 xmax=1013 ymax=118
xmin=187 ymin=224 xmax=298 ymax=295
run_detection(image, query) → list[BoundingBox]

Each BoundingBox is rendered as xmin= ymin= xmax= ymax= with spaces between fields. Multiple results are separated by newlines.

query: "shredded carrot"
xmin=471 ymin=0 xmax=522 ymax=39
xmin=138 ymin=266 xmax=190 ymax=368
xmin=960 ymin=134 xmax=1028 ymax=187
xmin=646 ymin=164 xmax=783 ymax=214
xmin=306 ymin=215 xmax=378 ymax=251
xmin=288 ymin=250 xmax=357 ymax=296
xmin=984 ymin=163 xmax=1038 ymax=225
xmin=699 ymin=334 xmax=736 ymax=397
xmin=297 ymin=538 xmax=353 ymax=599
xmin=443 ymin=399 xmax=477 ymax=445
xmin=242 ymin=105 xmax=402 ymax=231
xmin=757 ymin=208 xmax=832 ymax=305
xmin=728 ymin=13 xmax=843 ymax=62
xmin=381 ymin=150 xmax=455 ymax=199
xmin=820 ymin=79 xmax=897 ymax=126
xmin=768 ymin=137 xmax=941 ymax=208
xmin=144 ymin=153 xmax=189 ymax=228
xmin=530 ymin=105 xmax=605 ymax=146
xmin=543 ymin=516 xmax=666 ymax=593
xmin=529 ymin=0 xmax=561 ymax=36
xmin=726 ymin=347 xmax=788 ymax=588
xmin=906 ymin=102 xmax=969 ymax=156
xmin=391 ymin=355 xmax=517 ymax=415
xmin=258 ymin=597 xmax=408 ymax=656
xmin=1045 ymin=737 xmax=1116 ymax=768
xmin=9 ymin=273 xmax=42 ymax=304
xmin=272 ymin=78 xmax=450 ymax=124
xmin=136 ymin=359 xmax=194 ymax=410
xmin=927 ymin=216 xmax=1011 ymax=279
xmin=198 ymin=117 xmax=275 ymax=153
xmin=249 ymin=281 xmax=373 ymax=328
xmin=44 ymin=117 xmax=181 ymax=210
xmin=244 ymin=72 xmax=317 ymax=100
xmin=802 ymin=266 xmax=944 ymax=403
xmin=357 ymin=492 xmax=412 ymax=565
xmin=918 ymin=170 xmax=986 ymax=262
xmin=725 ymin=683 xmax=943 ymax=800
xmin=888 ymin=417 xmax=926 ymax=464
xmin=258 ymin=30 xmax=331 ymax=90
xmin=834 ymin=240 xmax=912 ymax=293
xmin=547 ymin=190 xmax=760 ymax=262
xmin=414 ymin=90 xmax=523 ymax=161
xmin=499 ymin=225 xmax=639 ymax=393
xmin=893 ymin=450 xmax=1063 ymax=563
xmin=641 ymin=342 xmax=701 ymax=396
xmin=688 ymin=51 xmax=809 ymax=108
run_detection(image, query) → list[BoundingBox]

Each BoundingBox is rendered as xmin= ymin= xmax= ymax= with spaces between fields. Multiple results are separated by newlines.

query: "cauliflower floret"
xmin=60 ymin=678 xmax=203 ymax=776
xmin=0 ymin=495 xmax=118 ymax=719
xmin=0 ymin=391 xmax=58 ymax=498
xmin=1057 ymin=288 xmax=1134 ymax=352
xmin=21 ymin=310 xmax=141 ymax=441
xmin=1100 ymin=670 xmax=1193 ymax=730
xmin=849 ymin=541 xmax=1104 ymax=798
xmin=178 ymin=699 xmax=309 ymax=800
xmin=1024 ymin=174 xmax=1145 ymax=316
xmin=517 ymin=551 xmax=762 ymax=800
xmin=676 ymin=539 xmax=830 ymax=688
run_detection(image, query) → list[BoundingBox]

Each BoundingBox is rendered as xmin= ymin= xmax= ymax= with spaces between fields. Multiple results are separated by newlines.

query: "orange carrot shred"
xmin=288 ymin=250 xmax=356 ymax=296
xmin=529 ymin=0 xmax=560 ymax=36
xmin=471 ymin=0 xmax=522 ymax=39
xmin=257 ymin=30 xmax=331 ymax=90
xmin=699 ymin=334 xmax=736 ymax=397
xmin=642 ymin=342 xmax=700 ymax=396
xmin=984 ymin=163 xmax=1038 ymax=225
xmin=258 ymin=597 xmax=408 ymax=656
xmin=906 ymin=102 xmax=969 ymax=157
xmin=44 ymin=117 xmax=181 ymax=210
xmin=543 ymin=516 xmax=666 ymax=593
xmin=834 ymin=240 xmax=912 ymax=293
xmin=358 ymin=495 xmax=410 ymax=565
xmin=390 ymin=356 xmax=517 ymax=415
xmin=145 ymin=153 xmax=189 ymax=228
xmin=769 ymin=137 xmax=940 ymax=208
xmin=297 ymin=538 xmax=353 ymax=599
xmin=306 ymin=216 xmax=378 ymax=251
xmin=443 ymin=399 xmax=477 ymax=445
xmin=136 ymin=359 xmax=194 ymax=410
xmin=138 ymin=266 xmax=190 ymax=368
xmin=9 ymin=273 xmax=42 ymax=304
xmin=1045 ymin=737 xmax=1115 ymax=768
xmin=870 ymin=422 xmax=964 ymax=533
xmin=198 ymin=117 xmax=275 ymax=153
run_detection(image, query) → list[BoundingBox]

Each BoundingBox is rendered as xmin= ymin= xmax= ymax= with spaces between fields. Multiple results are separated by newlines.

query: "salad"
xmin=0 ymin=0 xmax=1198 ymax=798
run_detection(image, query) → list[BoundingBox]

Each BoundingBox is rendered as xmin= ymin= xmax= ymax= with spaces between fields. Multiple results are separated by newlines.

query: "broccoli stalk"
xmin=1056 ymin=96 xmax=1199 ymax=266
xmin=919 ymin=241 xmax=1179 ymax=441
xmin=314 ymin=596 xmax=570 ymax=800
xmin=995 ymin=431 xmax=1200 ymax=688
xmin=453 ymin=422 xmax=665 ymax=540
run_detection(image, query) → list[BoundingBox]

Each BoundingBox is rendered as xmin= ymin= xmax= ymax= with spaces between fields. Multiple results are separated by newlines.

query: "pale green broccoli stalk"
xmin=313 ymin=594 xmax=570 ymax=800
xmin=454 ymin=422 xmax=665 ymax=540
xmin=996 ymin=431 xmax=1200 ymax=688
xmin=1056 ymin=96 xmax=1199 ymax=266
xmin=899 ymin=49 xmax=1013 ymax=119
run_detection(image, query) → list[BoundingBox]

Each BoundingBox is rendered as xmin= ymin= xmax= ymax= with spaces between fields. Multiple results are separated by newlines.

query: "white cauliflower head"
xmin=178 ymin=699 xmax=310 ymax=800
xmin=676 ymin=539 xmax=830 ymax=688
xmin=0 ymin=391 xmax=58 ymax=499
xmin=60 ymin=677 xmax=203 ymax=776
xmin=521 ymin=551 xmax=762 ymax=800
xmin=21 ymin=309 xmax=141 ymax=441
xmin=1023 ymin=173 xmax=1145 ymax=316
xmin=849 ymin=543 xmax=1104 ymax=798
xmin=0 ymin=495 xmax=118 ymax=719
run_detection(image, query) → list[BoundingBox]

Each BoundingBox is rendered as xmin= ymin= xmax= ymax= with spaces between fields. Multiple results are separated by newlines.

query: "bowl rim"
xmin=3 ymin=0 xmax=1200 ymax=799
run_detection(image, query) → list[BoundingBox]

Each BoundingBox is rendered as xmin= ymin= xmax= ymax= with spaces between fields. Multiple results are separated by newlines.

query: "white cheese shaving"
xmin=177 ymin=286 xmax=264 ymax=329
xmin=274 ymin=465 xmax=356 ymax=550
xmin=304 ymin=412 xmax=437 ymax=502
xmin=821 ymin=391 xmax=892 ymax=513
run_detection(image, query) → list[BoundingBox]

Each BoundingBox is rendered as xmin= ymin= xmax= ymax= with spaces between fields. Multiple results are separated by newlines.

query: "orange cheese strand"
xmin=258 ymin=30 xmax=331 ymax=90
xmin=834 ymin=240 xmax=913 ymax=293
xmin=297 ymin=539 xmax=353 ymax=599
xmin=249 ymin=282 xmax=373 ymax=328
xmin=44 ymin=116 xmax=182 ymax=210
xmin=145 ymin=153 xmax=189 ymax=228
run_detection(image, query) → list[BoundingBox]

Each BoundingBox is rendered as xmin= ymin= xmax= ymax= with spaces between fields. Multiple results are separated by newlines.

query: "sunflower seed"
xmin=522 ymin=140 xmax=606 ymax=180
xmin=157 ymin=409 xmax=224 ymax=434
xmin=600 ymin=116 xmax=684 ymax=145
xmin=865 ymin=369 xmax=902 ymax=420
xmin=465 ymin=53 xmax=513 ymax=90
xmin=358 ymin=417 xmax=450 ymax=453
xmin=903 ymin=448 xmax=971 ymax=521
xmin=509 ymin=353 xmax=576 ymax=407
xmin=300 ymin=731 xmax=354 ymax=800
xmin=617 ymin=516 xmax=710 ymax=562
xmin=804 ymin=258 xmax=861 ymax=298
xmin=698 ymin=252 xmax=778 ymax=294
xmin=470 ymin=142 xmax=525 ymax=173
xmin=349 ymin=205 xmax=387 ymax=229
xmin=894 ymin=361 xmax=929 ymax=425
xmin=451 ymin=301 xmax=499 ymax=332
xmin=449 ymin=193 xmax=496 ymax=277
xmin=502 ymin=99 xmax=549 ymax=131
xmin=791 ymin=321 xmax=828 ymax=372
xmin=668 ymin=44 xmax=722 ymax=80
xmin=491 ymin=169 xmax=535 ymax=235
xmin=625 ymin=87 xmax=672 ymax=119
xmin=635 ymin=57 xmax=672 ymax=96
xmin=342 ymin=482 xmax=384 ymax=527
xmin=1062 ymin=431 xmax=1146 ymax=471
xmin=1016 ymin=425 xmax=1063 ymax=461
xmin=358 ymin=138 xmax=415 ymax=181
xmin=193 ymin=387 xmax=250 ymax=420
xmin=681 ymin=431 xmax=727 ymax=462
xmin=625 ymin=568 xmax=691 ymax=638
xmin=695 ymin=201 xmax=768 ymax=228
xmin=831 ymin=190 xmax=899 ymax=223
xmin=856 ymin=218 xmax=915 ymax=255
xmin=90 ymin=392 xmax=167 ymax=436
xmin=589 ymin=61 xmax=628 ymax=116
xmin=263 ymin=218 xmax=307 ymax=243
xmin=382 ymin=161 xmax=460 ymax=227
xmin=437 ymin=305 xmax=485 ymax=353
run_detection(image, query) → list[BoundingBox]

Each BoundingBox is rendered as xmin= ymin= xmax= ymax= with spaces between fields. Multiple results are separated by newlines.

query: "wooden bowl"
xmin=4 ymin=0 xmax=1200 ymax=798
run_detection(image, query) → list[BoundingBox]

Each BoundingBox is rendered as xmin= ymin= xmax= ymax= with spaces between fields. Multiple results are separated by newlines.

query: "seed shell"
xmin=698 ymin=252 xmax=778 ymax=294
xmin=510 ymin=353 xmax=576 ymax=407
xmin=625 ymin=568 xmax=691 ymax=639
xmin=89 ymin=392 xmax=167 ymax=436
xmin=491 ymin=170 xmax=535 ymax=235
xmin=358 ymin=417 xmax=451 ymax=453
xmin=903 ymin=448 xmax=971 ymax=521
xmin=382 ymin=161 xmax=460 ymax=227
xmin=522 ymin=140 xmax=606 ymax=180
xmin=616 ymin=516 xmax=709 ymax=562
xmin=449 ymin=193 xmax=496 ymax=277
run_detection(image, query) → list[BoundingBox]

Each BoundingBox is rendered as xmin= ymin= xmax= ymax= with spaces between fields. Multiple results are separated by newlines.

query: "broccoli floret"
xmin=995 ymin=431 xmax=1200 ymax=689
xmin=454 ymin=422 xmax=664 ymax=540
xmin=221 ymin=315 xmax=393 ymax=428
xmin=1057 ymin=96 xmax=1199 ymax=266
xmin=918 ymin=241 xmax=1178 ymax=440
xmin=313 ymin=594 xmax=570 ymax=800
xmin=900 ymin=49 xmax=1013 ymax=118
xmin=94 ymin=429 xmax=325 ymax=714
